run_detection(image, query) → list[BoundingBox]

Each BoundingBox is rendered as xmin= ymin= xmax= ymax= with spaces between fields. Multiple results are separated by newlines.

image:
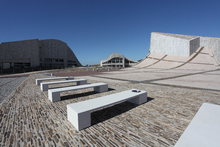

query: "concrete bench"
xmin=36 ymin=77 xmax=74 ymax=86
xmin=40 ymin=79 xmax=87 ymax=91
xmin=67 ymin=89 xmax=147 ymax=131
xmin=42 ymin=73 xmax=53 ymax=76
xmin=175 ymin=103 xmax=220 ymax=147
xmin=48 ymin=82 xmax=108 ymax=102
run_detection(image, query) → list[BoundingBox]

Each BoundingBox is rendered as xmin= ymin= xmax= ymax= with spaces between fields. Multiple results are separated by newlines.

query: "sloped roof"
xmin=108 ymin=53 xmax=125 ymax=60
xmin=102 ymin=53 xmax=137 ymax=63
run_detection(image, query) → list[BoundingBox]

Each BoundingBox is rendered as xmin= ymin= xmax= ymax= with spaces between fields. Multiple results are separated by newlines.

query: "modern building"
xmin=150 ymin=32 xmax=200 ymax=57
xmin=150 ymin=32 xmax=220 ymax=64
xmin=100 ymin=53 xmax=137 ymax=68
xmin=0 ymin=39 xmax=81 ymax=73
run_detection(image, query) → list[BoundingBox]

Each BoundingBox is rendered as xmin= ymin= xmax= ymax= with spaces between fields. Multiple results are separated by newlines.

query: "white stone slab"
xmin=175 ymin=103 xmax=220 ymax=147
xmin=36 ymin=76 xmax=74 ymax=85
xmin=67 ymin=89 xmax=147 ymax=131
xmin=48 ymin=82 xmax=108 ymax=102
xmin=40 ymin=79 xmax=87 ymax=91
xmin=42 ymin=73 xmax=53 ymax=76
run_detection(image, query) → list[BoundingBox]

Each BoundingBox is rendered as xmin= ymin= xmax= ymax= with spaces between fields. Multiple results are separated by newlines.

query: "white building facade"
xmin=100 ymin=53 xmax=137 ymax=68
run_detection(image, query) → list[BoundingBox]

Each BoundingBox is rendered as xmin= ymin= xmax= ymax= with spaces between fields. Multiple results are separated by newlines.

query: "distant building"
xmin=100 ymin=53 xmax=137 ymax=68
xmin=0 ymin=39 xmax=81 ymax=73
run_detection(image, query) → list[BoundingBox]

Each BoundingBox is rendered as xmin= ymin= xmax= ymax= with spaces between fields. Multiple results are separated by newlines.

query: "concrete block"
xmin=67 ymin=89 xmax=147 ymax=130
xmin=175 ymin=103 xmax=220 ymax=147
xmin=48 ymin=83 xmax=108 ymax=102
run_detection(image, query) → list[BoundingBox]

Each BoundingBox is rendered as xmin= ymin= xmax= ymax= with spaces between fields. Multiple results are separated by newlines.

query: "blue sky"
xmin=0 ymin=0 xmax=220 ymax=65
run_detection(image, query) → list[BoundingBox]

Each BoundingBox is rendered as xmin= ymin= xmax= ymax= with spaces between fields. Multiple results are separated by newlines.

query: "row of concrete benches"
xmin=35 ymin=76 xmax=148 ymax=130
xmin=35 ymin=76 xmax=220 ymax=147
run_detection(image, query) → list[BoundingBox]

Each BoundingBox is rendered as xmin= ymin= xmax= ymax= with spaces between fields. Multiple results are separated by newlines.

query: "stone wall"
xmin=40 ymin=39 xmax=69 ymax=67
xmin=189 ymin=37 xmax=200 ymax=55
xmin=150 ymin=32 xmax=194 ymax=57
xmin=40 ymin=39 xmax=81 ymax=67
xmin=200 ymin=37 xmax=220 ymax=64
xmin=0 ymin=39 xmax=81 ymax=71
xmin=149 ymin=32 xmax=220 ymax=64
xmin=0 ymin=39 xmax=40 ymax=67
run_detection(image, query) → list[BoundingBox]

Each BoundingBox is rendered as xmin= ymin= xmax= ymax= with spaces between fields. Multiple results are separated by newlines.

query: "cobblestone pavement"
xmin=0 ymin=74 xmax=220 ymax=146
xmin=0 ymin=77 xmax=27 ymax=103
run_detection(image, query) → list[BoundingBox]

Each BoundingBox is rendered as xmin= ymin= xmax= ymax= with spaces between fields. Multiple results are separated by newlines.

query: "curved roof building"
xmin=0 ymin=39 xmax=81 ymax=73
xmin=100 ymin=53 xmax=137 ymax=68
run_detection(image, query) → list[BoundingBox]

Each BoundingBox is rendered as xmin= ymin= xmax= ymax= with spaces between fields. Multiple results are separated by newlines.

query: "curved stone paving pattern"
xmin=0 ymin=74 xmax=220 ymax=146
xmin=0 ymin=77 xmax=27 ymax=103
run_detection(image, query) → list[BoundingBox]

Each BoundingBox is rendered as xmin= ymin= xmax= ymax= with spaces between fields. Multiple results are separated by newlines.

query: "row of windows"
xmin=111 ymin=58 xmax=123 ymax=63
xmin=41 ymin=58 xmax=64 ymax=62
xmin=104 ymin=59 xmax=136 ymax=64
xmin=67 ymin=60 xmax=76 ymax=63
xmin=103 ymin=65 xmax=123 ymax=67
xmin=40 ymin=59 xmax=77 ymax=64
xmin=0 ymin=62 xmax=31 ymax=69
xmin=125 ymin=60 xmax=136 ymax=64
xmin=103 ymin=58 xmax=123 ymax=64
xmin=67 ymin=60 xmax=77 ymax=67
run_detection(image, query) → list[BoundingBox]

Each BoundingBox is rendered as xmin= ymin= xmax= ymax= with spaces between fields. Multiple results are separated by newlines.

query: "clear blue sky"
xmin=0 ymin=0 xmax=220 ymax=65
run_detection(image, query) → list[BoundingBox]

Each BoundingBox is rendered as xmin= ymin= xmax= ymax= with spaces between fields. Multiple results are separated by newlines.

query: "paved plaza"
xmin=0 ymin=70 xmax=220 ymax=146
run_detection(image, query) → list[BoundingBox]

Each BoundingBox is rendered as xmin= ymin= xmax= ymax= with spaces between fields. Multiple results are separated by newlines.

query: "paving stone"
xmin=0 ymin=76 xmax=27 ymax=103
xmin=0 ymin=74 xmax=220 ymax=146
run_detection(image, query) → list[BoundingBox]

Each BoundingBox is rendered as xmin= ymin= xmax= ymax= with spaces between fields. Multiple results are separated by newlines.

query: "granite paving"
xmin=0 ymin=74 xmax=220 ymax=147
xmin=0 ymin=76 xmax=27 ymax=103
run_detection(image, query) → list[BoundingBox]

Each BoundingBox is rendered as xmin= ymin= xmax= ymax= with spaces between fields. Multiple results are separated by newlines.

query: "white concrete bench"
xmin=42 ymin=73 xmax=53 ymax=76
xmin=40 ymin=79 xmax=87 ymax=91
xmin=36 ymin=77 xmax=74 ymax=86
xmin=48 ymin=83 xmax=108 ymax=102
xmin=175 ymin=103 xmax=220 ymax=147
xmin=67 ymin=89 xmax=147 ymax=131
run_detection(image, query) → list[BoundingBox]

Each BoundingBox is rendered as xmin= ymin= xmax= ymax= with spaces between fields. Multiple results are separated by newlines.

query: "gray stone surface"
xmin=150 ymin=32 xmax=199 ymax=57
xmin=0 ymin=39 xmax=40 ymax=67
xmin=0 ymin=76 xmax=26 ymax=103
xmin=189 ymin=37 xmax=200 ymax=55
xmin=200 ymin=36 xmax=220 ymax=64
xmin=39 ymin=39 xmax=81 ymax=67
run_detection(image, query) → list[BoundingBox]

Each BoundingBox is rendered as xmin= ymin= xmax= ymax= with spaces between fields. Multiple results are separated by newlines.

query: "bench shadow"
xmin=147 ymin=97 xmax=154 ymax=102
xmin=91 ymin=97 xmax=154 ymax=125
xmin=107 ymin=88 xmax=115 ymax=91
xmin=60 ymin=88 xmax=115 ymax=101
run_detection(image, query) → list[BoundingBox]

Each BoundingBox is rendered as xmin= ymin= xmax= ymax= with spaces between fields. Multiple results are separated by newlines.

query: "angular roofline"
xmin=1 ymin=39 xmax=39 ymax=44
xmin=152 ymin=32 xmax=220 ymax=40
xmin=152 ymin=32 xmax=198 ymax=40
xmin=102 ymin=53 xmax=137 ymax=63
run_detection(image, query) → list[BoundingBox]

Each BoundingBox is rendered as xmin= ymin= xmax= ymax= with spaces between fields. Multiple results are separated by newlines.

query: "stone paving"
xmin=0 ymin=76 xmax=27 ymax=103
xmin=1 ymin=74 xmax=220 ymax=146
